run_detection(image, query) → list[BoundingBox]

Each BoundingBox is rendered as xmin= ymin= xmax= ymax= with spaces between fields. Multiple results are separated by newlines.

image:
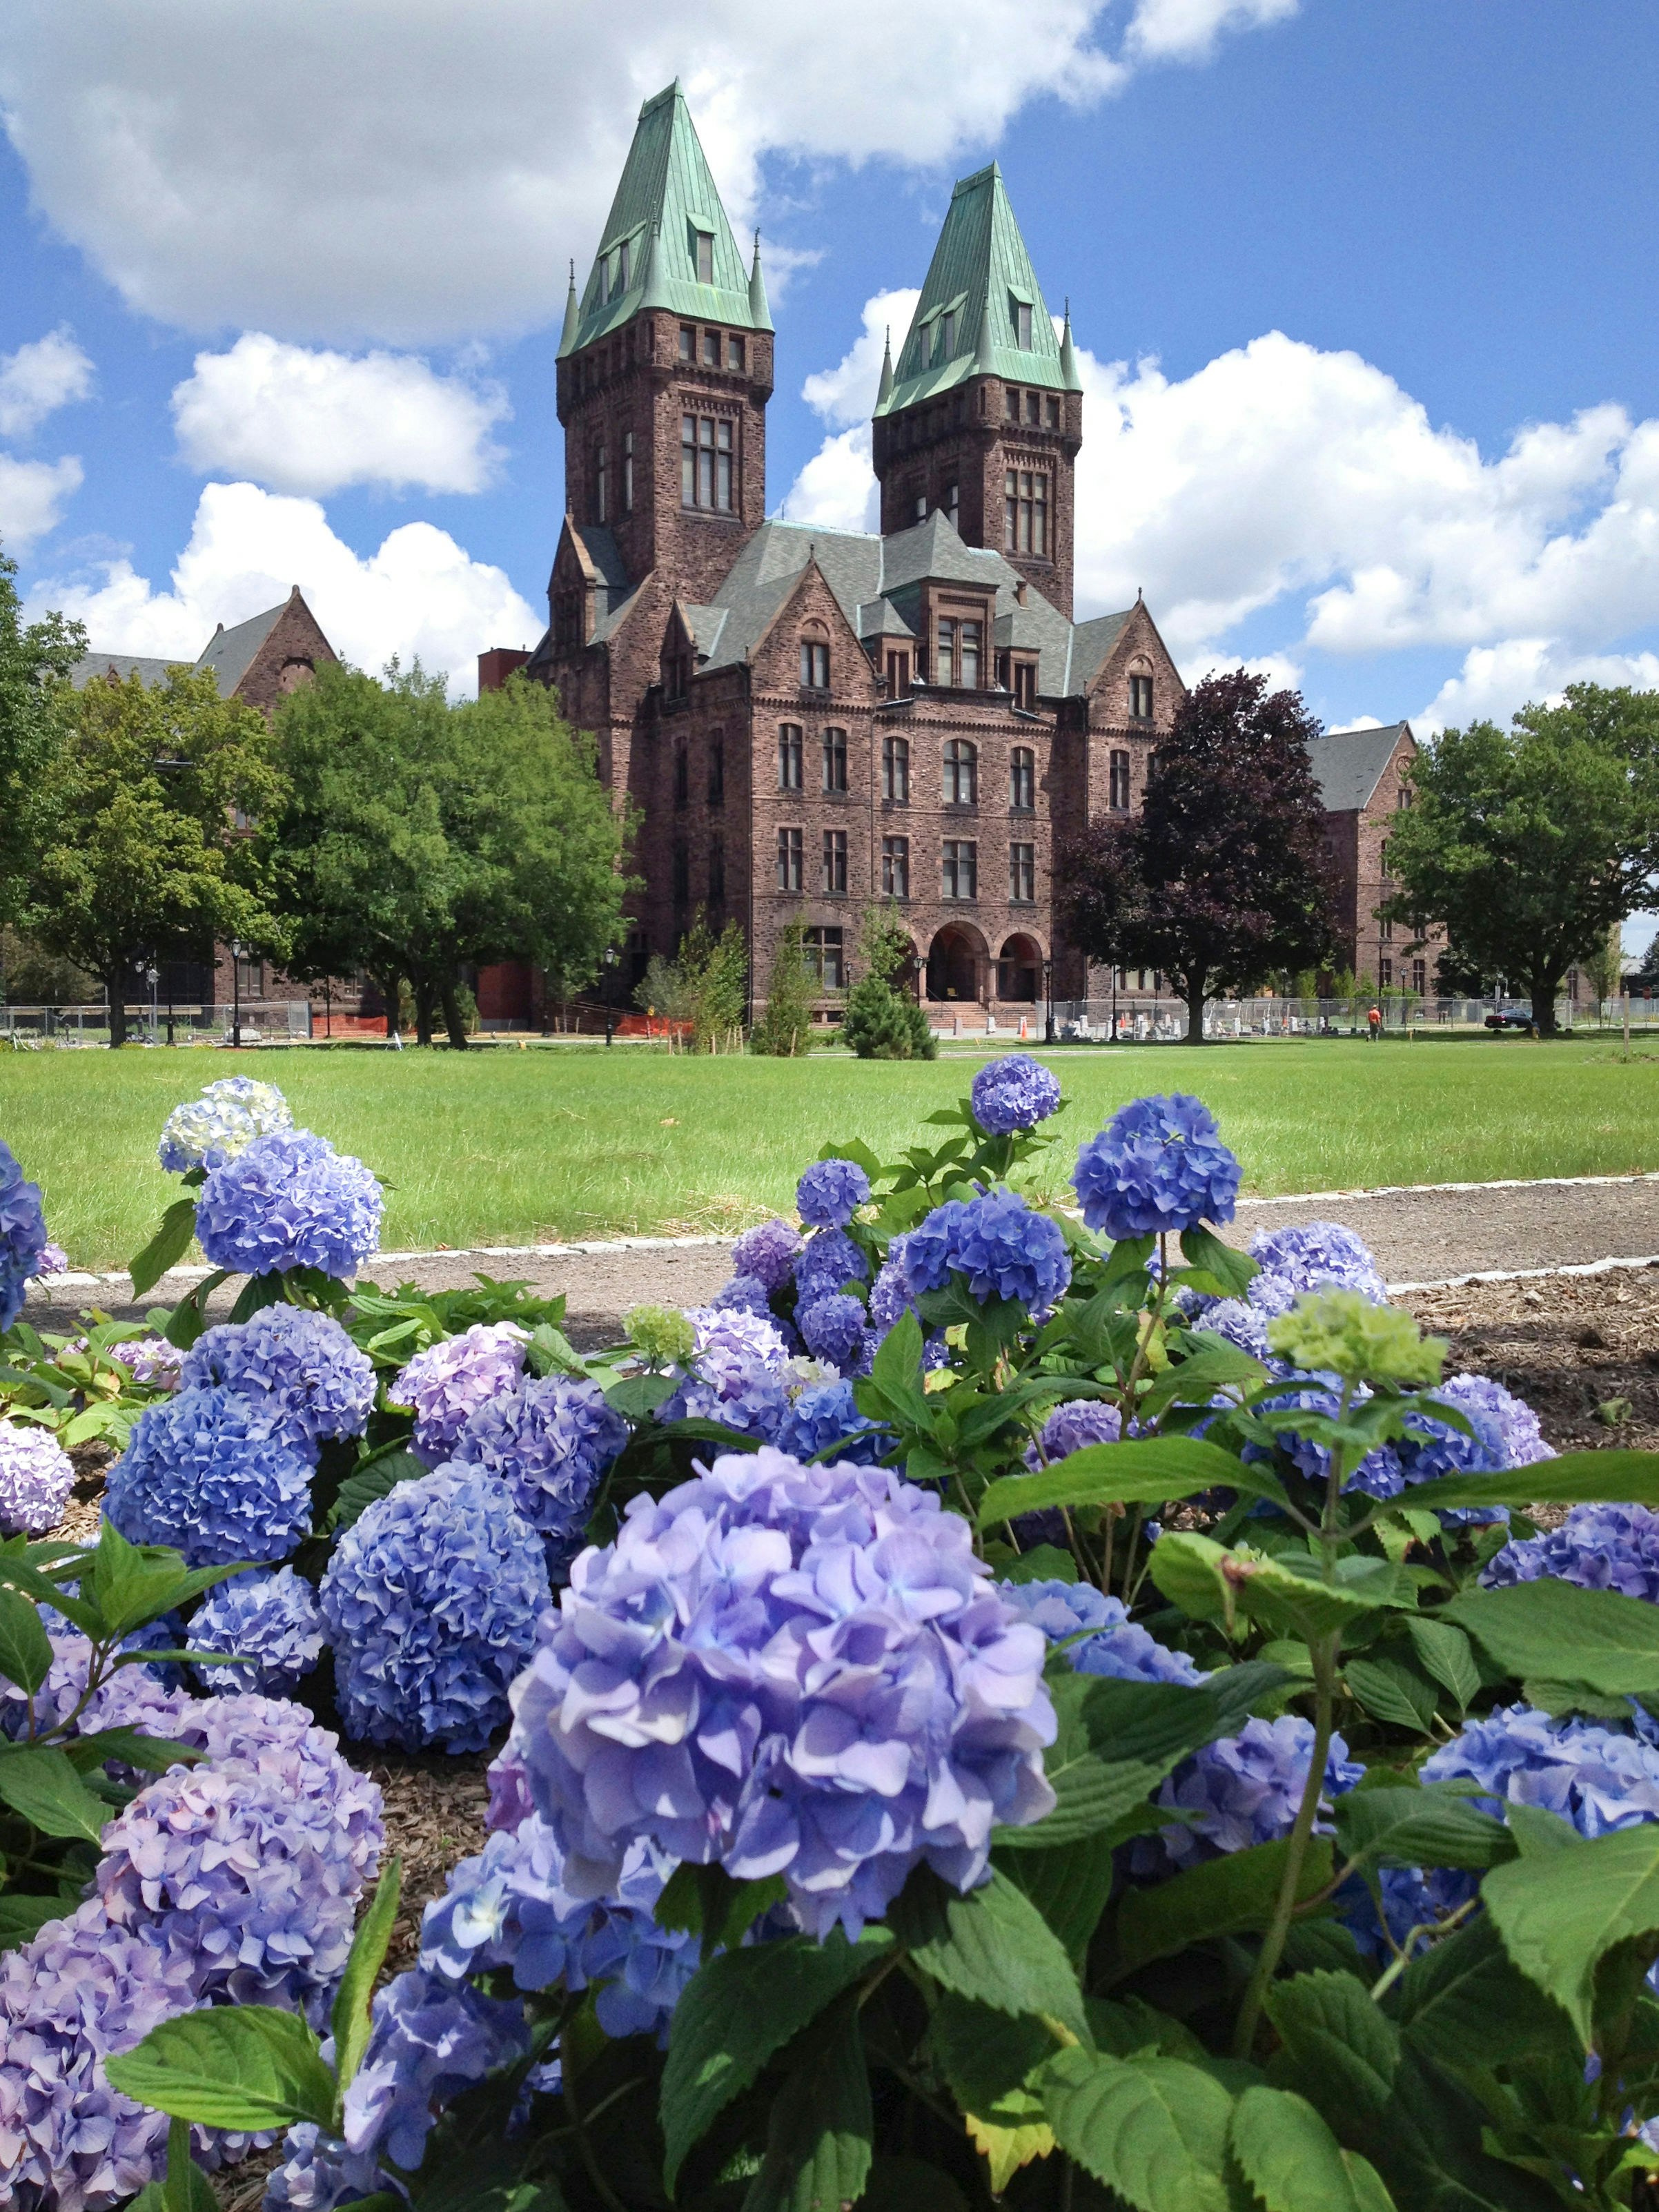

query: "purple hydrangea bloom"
xmin=320 ymin=1463 xmax=550 ymax=1753
xmin=998 ymin=1578 xmax=1204 ymax=1686
xmin=485 ymin=1741 xmax=536 ymax=1835
xmin=394 ymin=1321 xmax=531 ymax=1466
xmin=110 ymin=1335 xmax=186 ymax=1389
xmin=796 ymin=1291 xmax=868 ymax=1371
xmin=105 ymin=1385 xmax=315 ymax=1567
xmin=1 ymin=1624 xmax=195 ymax=1754
xmin=180 ymin=1306 xmax=376 ymax=1450
xmin=0 ymin=1420 xmax=74 ymax=1534
xmin=451 ymin=1374 xmax=627 ymax=1574
xmin=776 ymin=1378 xmax=884 ymax=1465
xmin=1483 ymin=1502 xmax=1659 ymax=1603
xmin=1250 ymin=1382 xmax=1405 ymax=1502
xmin=158 ymin=1075 xmax=293 ymax=1173
xmin=1072 ymin=1094 xmax=1241 ymax=1241
xmin=172 ymin=1694 xmax=384 ymax=1888
xmin=189 ymin=1567 xmax=326 ymax=1694
xmin=658 ymin=1304 xmax=793 ymax=1440
xmin=868 ymin=1241 xmax=916 ymax=1333
xmin=732 ymin=1217 xmax=804 ymax=1292
xmin=971 ymin=1053 xmax=1062 ymax=1136
xmin=796 ymin=1157 xmax=871 ymax=1229
xmin=1400 ymin=1371 xmax=1552 ymax=1525
xmin=336 ymin=1970 xmax=529 ymax=2175
xmin=512 ymin=1448 xmax=1057 ymax=1938
xmin=1024 ymin=1398 xmax=1123 ymax=1471
xmin=709 ymin=1272 xmax=774 ymax=1320
xmin=1246 ymin=1220 xmax=1388 ymax=1303
xmin=901 ymin=1188 xmax=1070 ymax=1312
xmin=1192 ymin=1297 xmax=1274 ymax=1362
xmin=0 ymin=1139 xmax=49 ymax=1333
xmin=195 ymin=1129 xmax=383 ymax=1280
xmin=38 ymin=1242 xmax=68 ymax=1275
xmin=794 ymin=1226 xmax=870 ymax=1303
xmin=263 ymin=2122 xmax=384 ymax=2212
xmin=1148 ymin=1715 xmax=1363 ymax=1872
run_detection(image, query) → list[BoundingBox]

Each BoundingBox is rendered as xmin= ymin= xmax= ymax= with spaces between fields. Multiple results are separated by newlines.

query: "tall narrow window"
xmin=1010 ymin=747 xmax=1035 ymax=810
xmin=693 ymin=228 xmax=714 ymax=284
xmin=801 ymin=640 xmax=830 ymax=690
xmin=709 ymin=839 xmax=725 ymax=907
xmin=672 ymin=744 xmax=689 ymax=808
xmin=1012 ymin=660 xmax=1037 ymax=709
xmin=1413 ymin=957 xmax=1426 ymax=995
xmin=778 ymin=725 xmax=803 ymax=791
xmin=672 ymin=843 xmax=689 ymax=906
xmin=777 ymin=826 xmax=803 ymax=892
xmin=960 ymin=619 xmax=982 ymax=689
xmin=1045 ymin=395 xmax=1060 ymax=429
xmin=822 ymin=727 xmax=847 ymax=793
xmin=943 ymin=738 xmax=978 ymax=805
xmin=681 ymin=414 xmax=696 ymax=505
xmin=942 ymin=841 xmax=979 ymax=900
xmin=1379 ymin=957 xmax=1393 ymax=990
xmin=883 ymin=734 xmax=910 ymax=803
xmin=1010 ymin=843 xmax=1036 ymax=903
xmin=707 ymin=735 xmax=725 ymax=808
xmin=883 ymin=650 xmax=911 ymax=698
xmin=622 ymin=430 xmax=634 ymax=513
xmin=882 ymin=836 xmax=910 ymax=899
xmin=804 ymin=927 xmax=845 ymax=989
xmin=939 ymin=309 xmax=956 ymax=359
xmin=698 ymin=418 xmax=715 ymax=507
xmin=945 ymin=481 xmax=959 ymax=525
xmin=716 ymin=420 xmax=732 ymax=510
xmin=593 ymin=444 xmax=607 ymax=523
xmin=936 ymin=618 xmax=955 ymax=689
xmin=1109 ymin=750 xmax=1130 ymax=811
xmin=728 ymin=334 xmax=746 ymax=372
xmin=1012 ymin=298 xmax=1032 ymax=349
xmin=1033 ymin=473 xmax=1048 ymax=556
xmin=1129 ymin=674 xmax=1153 ymax=721
xmin=679 ymin=325 xmax=695 ymax=362
xmin=1005 ymin=387 xmax=1020 ymax=421
xmin=823 ymin=829 xmax=847 ymax=894
xmin=702 ymin=328 xmax=719 ymax=366
xmin=914 ymin=493 xmax=927 ymax=524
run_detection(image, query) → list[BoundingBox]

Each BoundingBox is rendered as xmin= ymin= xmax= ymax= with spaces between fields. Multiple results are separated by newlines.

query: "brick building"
xmin=1309 ymin=721 xmax=1446 ymax=994
xmin=483 ymin=81 xmax=1427 ymax=1025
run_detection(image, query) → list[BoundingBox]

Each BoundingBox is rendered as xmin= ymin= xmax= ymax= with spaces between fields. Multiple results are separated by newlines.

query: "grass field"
xmin=6 ymin=1035 xmax=1658 ymax=1270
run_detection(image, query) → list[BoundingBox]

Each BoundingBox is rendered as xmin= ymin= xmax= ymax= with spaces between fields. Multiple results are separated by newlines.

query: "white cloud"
xmin=783 ymin=287 xmax=921 ymax=530
xmin=170 ymin=333 xmax=508 ymax=496
xmin=0 ymin=453 xmax=82 ymax=550
xmin=27 ymin=481 xmax=539 ymax=696
xmin=801 ymin=288 xmax=921 ymax=427
xmin=1415 ymin=639 xmax=1659 ymax=734
xmin=0 ymin=327 xmax=94 ymax=437
xmin=0 ymin=1 xmax=1288 ymax=344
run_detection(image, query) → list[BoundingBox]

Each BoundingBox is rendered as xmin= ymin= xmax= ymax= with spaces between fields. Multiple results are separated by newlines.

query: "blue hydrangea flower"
xmin=110 ymin=1335 xmax=185 ymax=1389
xmin=901 ymin=1188 xmax=1070 ymax=1312
xmin=1250 ymin=1381 xmax=1406 ymax=1502
xmin=106 ymin=1386 xmax=315 ymax=1567
xmin=709 ymin=1272 xmax=774 ymax=1320
xmin=796 ymin=1291 xmax=867 ymax=1371
xmin=972 ymin=1053 xmax=1062 ymax=1136
xmin=335 ymin=1970 xmax=529 ymax=2175
xmin=394 ymin=1321 xmax=531 ymax=1466
xmin=732 ymin=1217 xmax=804 ymax=1292
xmin=1246 ymin=1220 xmax=1387 ymax=1304
xmin=1 ymin=1622 xmax=196 ymax=1756
xmin=999 ymin=1578 xmax=1204 ymax=1685
xmin=1483 ymin=1502 xmax=1659 ymax=1603
xmin=658 ymin=1304 xmax=794 ymax=1439
xmin=0 ymin=1420 xmax=74 ymax=1534
xmin=796 ymin=1157 xmax=871 ymax=1229
xmin=794 ymin=1226 xmax=870 ymax=1303
xmin=1072 ymin=1095 xmax=1241 ymax=1241
xmin=195 ymin=1129 xmax=384 ymax=1280
xmin=1400 ymin=1370 xmax=1552 ymax=1525
xmin=320 ymin=1463 xmax=550 ymax=1754
xmin=776 ymin=1378 xmax=884 ymax=1465
xmin=512 ymin=1447 xmax=1057 ymax=1939
xmin=451 ymin=1374 xmax=627 ymax=1575
xmin=1024 ymin=1398 xmax=1122 ymax=1470
xmin=0 ymin=1139 xmax=49 ymax=1334
xmin=1192 ymin=1297 xmax=1274 ymax=1361
xmin=1146 ymin=1715 xmax=1363 ymax=1872
xmin=157 ymin=1075 xmax=293 ymax=1173
xmin=190 ymin=1567 xmax=325 ymax=1694
xmin=180 ymin=1306 xmax=376 ymax=1451
xmin=868 ymin=1240 xmax=917 ymax=1334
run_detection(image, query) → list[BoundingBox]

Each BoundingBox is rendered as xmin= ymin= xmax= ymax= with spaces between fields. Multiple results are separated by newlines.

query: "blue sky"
xmin=3 ymin=0 xmax=1657 ymax=928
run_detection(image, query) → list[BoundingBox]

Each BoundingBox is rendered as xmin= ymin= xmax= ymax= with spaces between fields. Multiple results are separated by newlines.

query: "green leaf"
xmin=602 ymin=1371 xmax=676 ymax=1420
xmin=857 ymin=2156 xmax=968 ymax=2212
xmin=1138 ymin=1338 xmax=1266 ymax=1422
xmin=331 ymin=1858 xmax=401 ymax=2094
xmin=889 ymin=1866 xmax=1088 ymax=2042
xmin=1179 ymin=1226 xmax=1258 ymax=1300
xmin=660 ymin=1929 xmax=892 ymax=2191
xmin=866 ymin=1309 xmax=930 ymax=1425
xmin=1483 ymin=1821 xmax=1659 ymax=2045
xmin=979 ymin=1438 xmax=1284 ymax=1533
xmin=1238 ymin=1552 xmax=1407 ymax=1643
xmin=1113 ymin=1838 xmax=1335 ymax=1977
xmin=1444 ymin=1580 xmax=1659 ymax=1699
xmin=0 ymin=1745 xmax=112 ymax=1840
xmin=1343 ymin=1655 xmax=1439 ymax=1733
xmin=63 ymin=1725 xmax=205 ymax=1774
xmin=1001 ymin=1543 xmax=1079 ymax=1585
xmin=0 ymin=1583 xmax=52 ymax=1693
xmin=653 ymin=1862 xmax=789 ymax=1961
xmin=326 ymin=1449 xmax=424 ymax=1533
xmin=995 ymin=1674 xmax=1230 ymax=1852
xmin=128 ymin=1199 xmax=200 ymax=1299
xmin=1388 ymin=1913 xmax=1573 ymax=2070
xmin=1402 ymin=1618 xmax=1479 ymax=1710
xmin=1229 ymin=2085 xmax=1397 ymax=2212
xmin=927 ymin=1995 xmax=1054 ymax=2121
xmin=104 ymin=2006 xmax=336 ymax=2130
xmin=1041 ymin=2046 xmax=1238 ymax=2212
xmin=995 ymin=1833 xmax=1118 ymax=1961
xmin=741 ymin=2002 xmax=872 ymax=2212
xmin=0 ymin=1890 xmax=77 ymax=1948
xmin=161 ymin=1271 xmax=230 ymax=1351
xmin=1397 ymin=1446 xmax=1659 ymax=1516
xmin=228 ymin=1271 xmax=291 ymax=1325
xmin=1331 ymin=1785 xmax=1515 ymax=1875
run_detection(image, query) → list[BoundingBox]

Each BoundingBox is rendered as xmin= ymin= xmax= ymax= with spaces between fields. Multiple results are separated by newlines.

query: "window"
xmin=707 ymin=735 xmax=725 ymax=807
xmin=553 ymin=589 xmax=584 ymax=652
xmin=882 ymin=835 xmax=910 ymax=899
xmin=709 ymin=839 xmax=726 ymax=907
xmin=822 ymin=727 xmax=847 ymax=793
xmin=942 ymin=840 xmax=979 ymax=900
xmin=961 ymin=620 xmax=981 ymax=688
xmin=692 ymin=227 xmax=714 ymax=284
xmin=778 ymin=724 xmax=803 ymax=790
xmin=1010 ymin=842 xmax=1036 ymax=903
xmin=622 ymin=430 xmax=634 ymax=513
xmin=884 ymin=651 xmax=911 ymax=698
xmin=609 ymin=238 xmax=630 ymax=297
xmin=672 ymin=843 xmax=690 ymax=906
xmin=1413 ymin=957 xmax=1426 ymax=994
xmin=940 ymin=309 xmax=956 ymax=360
xmin=1380 ymin=914 xmax=1393 ymax=943
xmin=945 ymin=481 xmax=959 ymax=525
xmin=883 ymin=733 xmax=910 ymax=803
xmin=1012 ymin=660 xmax=1037 ymax=709
xmin=914 ymin=493 xmax=927 ymax=524
xmin=1004 ymin=471 xmax=1049 ymax=557
xmin=1379 ymin=957 xmax=1393 ymax=990
xmin=1011 ymin=297 xmax=1032 ymax=349
xmin=1109 ymin=750 xmax=1130 ymax=810
xmin=593 ymin=443 xmax=607 ymax=523
xmin=682 ymin=415 xmax=735 ymax=509
xmin=804 ymin=927 xmax=845 ymax=990
xmin=801 ymin=639 xmax=830 ymax=690
xmin=679 ymin=325 xmax=695 ymax=362
xmin=728 ymin=334 xmax=745 ymax=372
xmin=702 ymin=328 xmax=720 ymax=366
xmin=1005 ymin=387 xmax=1020 ymax=421
xmin=673 ymin=744 xmax=689 ymax=809
xmin=823 ymin=829 xmax=847 ymax=894
xmin=1010 ymin=747 xmax=1035 ymax=810
xmin=1129 ymin=674 xmax=1153 ymax=720
xmin=1026 ymin=391 xmax=1041 ymax=426
xmin=664 ymin=651 xmax=690 ymax=702
xmin=680 ymin=414 xmax=696 ymax=505
xmin=1045 ymin=395 xmax=1060 ymax=429
xmin=937 ymin=618 xmax=954 ymax=688
xmin=937 ymin=620 xmax=981 ymax=690
xmin=777 ymin=826 xmax=803 ymax=892
xmin=943 ymin=738 xmax=978 ymax=805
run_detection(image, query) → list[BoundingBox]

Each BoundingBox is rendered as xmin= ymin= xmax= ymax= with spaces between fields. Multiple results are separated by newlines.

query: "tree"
xmin=268 ymin=664 xmax=633 ymax=1047
xmin=26 ymin=666 xmax=284 ymax=1046
xmin=675 ymin=912 xmax=749 ymax=1052
xmin=841 ymin=904 xmax=935 ymax=1059
xmin=0 ymin=542 xmax=84 ymax=923
xmin=750 ymin=921 xmax=813 ymax=1056
xmin=1382 ymin=685 xmax=1659 ymax=1037
xmin=1054 ymin=670 xmax=1340 ymax=1044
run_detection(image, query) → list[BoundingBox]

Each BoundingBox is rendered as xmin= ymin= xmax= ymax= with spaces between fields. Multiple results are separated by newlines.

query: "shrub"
xmin=841 ymin=972 xmax=936 ymax=1058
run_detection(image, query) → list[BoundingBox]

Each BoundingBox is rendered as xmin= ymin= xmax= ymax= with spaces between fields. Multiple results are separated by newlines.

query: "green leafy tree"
xmin=1384 ymin=686 xmax=1659 ymax=1036
xmin=0 ymin=545 xmax=84 ymax=927
xmin=842 ymin=903 xmax=935 ymax=1059
xmin=674 ymin=912 xmax=749 ymax=1052
xmin=268 ymin=664 xmax=633 ymax=1047
xmin=750 ymin=921 xmax=814 ymax=1056
xmin=26 ymin=666 xmax=284 ymax=1046
xmin=1055 ymin=670 xmax=1340 ymax=1044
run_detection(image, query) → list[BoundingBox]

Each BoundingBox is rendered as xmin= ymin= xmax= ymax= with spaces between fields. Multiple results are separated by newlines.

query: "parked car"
xmin=1484 ymin=1010 xmax=1535 ymax=1032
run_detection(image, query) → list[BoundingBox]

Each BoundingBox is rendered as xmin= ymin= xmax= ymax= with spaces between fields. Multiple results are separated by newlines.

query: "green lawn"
xmin=8 ymin=1036 xmax=1658 ymax=1271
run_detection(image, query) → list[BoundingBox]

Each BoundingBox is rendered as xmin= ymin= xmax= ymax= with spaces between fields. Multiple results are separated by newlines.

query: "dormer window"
xmin=939 ymin=309 xmax=956 ymax=360
xmin=801 ymin=639 xmax=830 ymax=690
xmin=1010 ymin=296 xmax=1032 ymax=350
xmin=1130 ymin=674 xmax=1154 ymax=721
xmin=608 ymin=239 xmax=630 ymax=298
xmin=691 ymin=225 xmax=714 ymax=284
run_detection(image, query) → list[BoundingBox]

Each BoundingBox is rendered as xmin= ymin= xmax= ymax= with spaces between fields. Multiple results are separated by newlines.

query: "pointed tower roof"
xmin=1059 ymin=299 xmax=1081 ymax=393
xmin=747 ymin=233 xmax=773 ymax=333
xmin=876 ymin=161 xmax=1066 ymax=415
xmin=876 ymin=327 xmax=894 ymax=409
xmin=558 ymin=261 xmax=580 ymax=355
xmin=562 ymin=81 xmax=765 ymax=357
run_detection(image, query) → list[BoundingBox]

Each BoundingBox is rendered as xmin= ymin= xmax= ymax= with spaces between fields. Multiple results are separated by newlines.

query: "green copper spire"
xmin=876 ymin=326 xmax=894 ymax=409
xmin=564 ymin=81 xmax=765 ymax=356
xmin=748 ymin=232 xmax=773 ymax=333
xmin=558 ymin=260 xmax=580 ymax=356
xmin=875 ymin=159 xmax=1066 ymax=416
xmin=1059 ymin=298 xmax=1081 ymax=392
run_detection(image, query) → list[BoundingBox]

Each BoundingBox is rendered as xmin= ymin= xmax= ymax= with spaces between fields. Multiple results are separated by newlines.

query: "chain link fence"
xmin=0 ymin=1001 xmax=314 ymax=1048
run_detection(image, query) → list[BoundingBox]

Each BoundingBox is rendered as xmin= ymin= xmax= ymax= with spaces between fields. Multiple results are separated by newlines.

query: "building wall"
xmin=1351 ymin=733 xmax=1447 ymax=992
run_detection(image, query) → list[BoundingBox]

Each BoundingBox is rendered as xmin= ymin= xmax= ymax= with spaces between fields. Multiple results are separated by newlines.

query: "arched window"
xmin=1010 ymin=747 xmax=1034 ymax=810
xmin=943 ymin=739 xmax=978 ymax=806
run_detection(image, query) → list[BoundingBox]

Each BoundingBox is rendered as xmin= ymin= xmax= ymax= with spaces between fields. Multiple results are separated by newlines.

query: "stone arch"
xmin=926 ymin=920 xmax=988 ymax=1004
xmin=997 ymin=932 xmax=1043 ymax=1003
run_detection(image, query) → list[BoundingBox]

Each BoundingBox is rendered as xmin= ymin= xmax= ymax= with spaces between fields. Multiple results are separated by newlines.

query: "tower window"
xmin=939 ymin=309 xmax=956 ymax=360
xmin=1045 ymin=395 xmax=1060 ymax=429
xmin=682 ymin=415 xmax=735 ymax=509
xmin=609 ymin=239 xmax=630 ymax=297
xmin=1005 ymin=387 xmax=1020 ymax=421
xmin=707 ymin=734 xmax=725 ymax=807
xmin=1011 ymin=297 xmax=1032 ymax=349
xmin=943 ymin=738 xmax=978 ymax=805
xmin=777 ymin=826 xmax=803 ymax=892
xmin=914 ymin=493 xmax=927 ymax=524
xmin=1130 ymin=674 xmax=1154 ymax=720
xmin=702 ymin=328 xmax=720 ymax=366
xmin=1026 ymin=391 xmax=1040 ymax=425
xmin=1012 ymin=660 xmax=1037 ymax=709
xmin=691 ymin=227 xmax=714 ymax=284
xmin=881 ymin=836 xmax=910 ymax=899
xmin=822 ymin=829 xmax=847 ymax=894
xmin=1010 ymin=842 xmax=1036 ymax=903
xmin=1004 ymin=471 xmax=1049 ymax=557
xmin=673 ymin=743 xmax=689 ymax=808
xmin=883 ymin=733 xmax=910 ymax=803
xmin=672 ymin=842 xmax=689 ymax=906
xmin=942 ymin=840 xmax=978 ymax=900
xmin=1109 ymin=750 xmax=1131 ymax=811
xmin=728 ymin=334 xmax=745 ymax=372
xmin=1010 ymin=747 xmax=1034 ymax=810
xmin=593 ymin=443 xmax=607 ymax=523
xmin=945 ymin=481 xmax=959 ymax=524
xmin=622 ymin=430 xmax=634 ymax=514
xmin=961 ymin=619 xmax=981 ymax=688
xmin=801 ymin=640 xmax=830 ymax=690
xmin=708 ymin=838 xmax=725 ymax=908
xmin=778 ymin=724 xmax=803 ymax=791
xmin=822 ymin=727 xmax=847 ymax=793
xmin=679 ymin=325 xmax=695 ymax=362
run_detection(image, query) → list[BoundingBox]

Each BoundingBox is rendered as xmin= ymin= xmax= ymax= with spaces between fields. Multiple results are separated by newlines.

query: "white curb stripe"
xmin=1387 ymin=1253 xmax=1659 ymax=1294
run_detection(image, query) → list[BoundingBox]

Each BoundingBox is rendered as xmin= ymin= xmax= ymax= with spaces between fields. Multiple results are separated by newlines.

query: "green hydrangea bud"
xmin=1266 ymin=1289 xmax=1446 ymax=1387
xmin=625 ymin=1304 xmax=695 ymax=1369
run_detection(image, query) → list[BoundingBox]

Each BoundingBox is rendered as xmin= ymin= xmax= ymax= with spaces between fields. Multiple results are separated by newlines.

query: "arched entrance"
xmin=997 ymin=934 xmax=1042 ymax=1003
xmin=926 ymin=924 xmax=984 ymax=1004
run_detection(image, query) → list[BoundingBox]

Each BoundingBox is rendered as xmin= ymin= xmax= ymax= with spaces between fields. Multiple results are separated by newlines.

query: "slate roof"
xmin=194 ymin=604 xmax=287 ymax=696
xmin=68 ymin=652 xmax=184 ymax=690
xmin=1309 ymin=722 xmax=1411 ymax=812
xmin=564 ymin=523 xmax=640 ymax=643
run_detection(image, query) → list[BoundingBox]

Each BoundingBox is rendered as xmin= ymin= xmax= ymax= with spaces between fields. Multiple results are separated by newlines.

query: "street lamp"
xmin=1043 ymin=956 xmax=1054 ymax=1045
xmin=230 ymin=939 xmax=246 ymax=1048
xmin=143 ymin=962 xmax=159 ymax=1044
xmin=602 ymin=944 xmax=620 ymax=1047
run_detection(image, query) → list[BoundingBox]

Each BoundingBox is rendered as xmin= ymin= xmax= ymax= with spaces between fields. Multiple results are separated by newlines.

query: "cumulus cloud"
xmin=0 ymin=453 xmax=82 ymax=550
xmin=0 ymin=327 xmax=94 ymax=437
xmin=1416 ymin=640 xmax=1659 ymax=734
xmin=0 ymin=1 xmax=1291 ymax=343
xmin=783 ymin=287 xmax=921 ymax=530
xmin=170 ymin=333 xmax=508 ymax=496
xmin=27 ymin=482 xmax=539 ymax=696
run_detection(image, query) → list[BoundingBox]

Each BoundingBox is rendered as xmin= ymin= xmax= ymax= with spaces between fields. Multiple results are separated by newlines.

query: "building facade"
xmin=1309 ymin=721 xmax=1447 ymax=994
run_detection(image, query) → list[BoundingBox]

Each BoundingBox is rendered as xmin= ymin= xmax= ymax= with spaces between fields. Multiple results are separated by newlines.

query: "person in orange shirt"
xmin=1366 ymin=1004 xmax=1382 ymax=1040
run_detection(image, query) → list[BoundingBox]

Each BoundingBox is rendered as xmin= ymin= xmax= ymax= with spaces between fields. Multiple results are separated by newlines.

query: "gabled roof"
xmin=68 ymin=652 xmax=185 ymax=690
xmin=194 ymin=603 xmax=288 ymax=695
xmin=562 ymin=81 xmax=770 ymax=358
xmin=1309 ymin=721 xmax=1413 ymax=813
xmin=878 ymin=162 xmax=1075 ymax=418
xmin=857 ymin=598 xmax=913 ymax=640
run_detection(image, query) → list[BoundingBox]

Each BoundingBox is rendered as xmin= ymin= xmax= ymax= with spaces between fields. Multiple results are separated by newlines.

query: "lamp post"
xmin=1043 ymin=956 xmax=1054 ymax=1045
xmin=230 ymin=939 xmax=246 ymax=1048
xmin=144 ymin=963 xmax=159 ymax=1044
xmin=602 ymin=943 xmax=620 ymax=1046
xmin=1110 ymin=965 xmax=1119 ymax=1044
